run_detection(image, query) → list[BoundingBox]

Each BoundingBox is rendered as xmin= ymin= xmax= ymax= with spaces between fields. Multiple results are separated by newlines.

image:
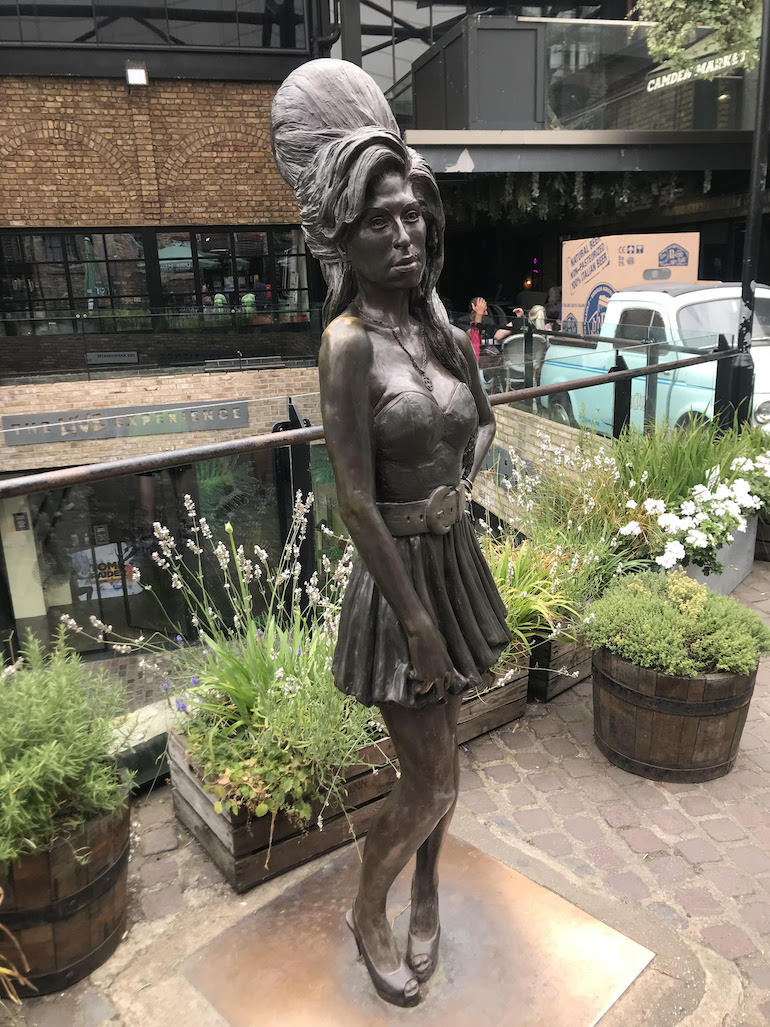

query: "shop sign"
xmin=2 ymin=399 xmax=250 ymax=446
xmin=646 ymin=49 xmax=749 ymax=92
xmin=85 ymin=351 xmax=139 ymax=365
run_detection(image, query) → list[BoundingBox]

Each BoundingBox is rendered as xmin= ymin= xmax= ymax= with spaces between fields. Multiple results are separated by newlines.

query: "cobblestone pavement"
xmin=7 ymin=563 xmax=770 ymax=1026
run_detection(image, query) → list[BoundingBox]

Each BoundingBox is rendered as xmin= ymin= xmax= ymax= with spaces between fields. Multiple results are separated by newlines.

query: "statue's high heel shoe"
xmin=406 ymin=921 xmax=441 ymax=983
xmin=345 ymin=908 xmax=421 ymax=1008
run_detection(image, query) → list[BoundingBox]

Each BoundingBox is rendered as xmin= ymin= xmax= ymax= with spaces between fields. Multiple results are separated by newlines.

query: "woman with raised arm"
xmin=271 ymin=59 xmax=510 ymax=1009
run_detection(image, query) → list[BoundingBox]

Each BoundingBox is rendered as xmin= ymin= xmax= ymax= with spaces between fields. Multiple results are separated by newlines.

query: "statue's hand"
xmin=406 ymin=615 xmax=455 ymax=698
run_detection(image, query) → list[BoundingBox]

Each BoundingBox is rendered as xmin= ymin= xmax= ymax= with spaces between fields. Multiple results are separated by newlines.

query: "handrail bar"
xmin=0 ymin=346 xmax=735 ymax=501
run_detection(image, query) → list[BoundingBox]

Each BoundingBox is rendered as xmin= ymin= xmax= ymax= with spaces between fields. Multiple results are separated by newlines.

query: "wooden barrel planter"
xmin=528 ymin=635 xmax=592 ymax=703
xmin=0 ymin=807 xmax=130 ymax=997
xmin=169 ymin=665 xmax=528 ymax=893
xmin=592 ymin=648 xmax=756 ymax=783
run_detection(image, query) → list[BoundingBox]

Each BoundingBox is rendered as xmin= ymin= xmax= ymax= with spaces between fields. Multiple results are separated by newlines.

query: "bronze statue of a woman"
xmin=271 ymin=59 xmax=510 ymax=1008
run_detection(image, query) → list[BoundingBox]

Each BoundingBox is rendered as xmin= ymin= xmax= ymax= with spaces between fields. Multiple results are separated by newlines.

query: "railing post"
xmin=643 ymin=342 xmax=659 ymax=427
xmin=611 ymin=352 xmax=631 ymax=438
xmin=523 ymin=322 xmax=534 ymax=391
xmin=272 ymin=398 xmax=316 ymax=607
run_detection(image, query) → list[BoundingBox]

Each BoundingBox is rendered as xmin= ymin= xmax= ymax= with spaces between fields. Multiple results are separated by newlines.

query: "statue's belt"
xmin=377 ymin=483 xmax=467 ymax=537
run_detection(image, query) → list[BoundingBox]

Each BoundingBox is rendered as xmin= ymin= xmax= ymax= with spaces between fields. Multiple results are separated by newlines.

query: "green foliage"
xmin=0 ymin=629 xmax=128 ymax=865
xmin=480 ymin=536 xmax=577 ymax=657
xmin=634 ymin=0 xmax=758 ymax=69
xmin=581 ymin=569 xmax=770 ymax=675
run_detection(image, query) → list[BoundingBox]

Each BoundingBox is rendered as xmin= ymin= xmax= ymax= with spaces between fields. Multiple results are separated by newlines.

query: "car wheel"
xmin=675 ymin=411 xmax=710 ymax=432
xmin=547 ymin=394 xmax=574 ymax=427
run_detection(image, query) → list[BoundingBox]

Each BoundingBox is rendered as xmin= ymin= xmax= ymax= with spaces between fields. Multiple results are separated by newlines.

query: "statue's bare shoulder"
xmin=320 ymin=312 xmax=373 ymax=388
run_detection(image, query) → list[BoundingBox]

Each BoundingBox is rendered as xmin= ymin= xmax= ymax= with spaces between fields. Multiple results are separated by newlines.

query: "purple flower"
xmin=190 ymin=675 xmax=199 ymax=686
xmin=175 ymin=634 xmax=184 ymax=645
xmin=257 ymin=628 xmax=264 ymax=638
xmin=175 ymin=698 xmax=188 ymax=712
xmin=296 ymin=646 xmax=302 ymax=656
xmin=162 ymin=681 xmax=169 ymax=694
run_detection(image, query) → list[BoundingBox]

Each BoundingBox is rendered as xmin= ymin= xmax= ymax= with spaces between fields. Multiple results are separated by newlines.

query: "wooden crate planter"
xmin=528 ymin=635 xmax=592 ymax=703
xmin=169 ymin=667 xmax=528 ymax=893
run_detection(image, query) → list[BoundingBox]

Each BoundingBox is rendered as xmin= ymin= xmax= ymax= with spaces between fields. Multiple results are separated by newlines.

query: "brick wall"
xmin=0 ymin=367 xmax=320 ymax=472
xmin=0 ymin=77 xmax=298 ymax=227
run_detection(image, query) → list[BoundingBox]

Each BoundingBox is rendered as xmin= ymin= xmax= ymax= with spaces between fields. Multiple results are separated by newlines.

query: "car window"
xmin=614 ymin=308 xmax=666 ymax=345
xmin=677 ymin=297 xmax=770 ymax=344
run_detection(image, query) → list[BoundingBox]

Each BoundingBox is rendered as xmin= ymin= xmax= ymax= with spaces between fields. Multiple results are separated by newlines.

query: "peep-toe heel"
xmin=406 ymin=922 xmax=440 ymax=983
xmin=345 ymin=908 xmax=421 ymax=1008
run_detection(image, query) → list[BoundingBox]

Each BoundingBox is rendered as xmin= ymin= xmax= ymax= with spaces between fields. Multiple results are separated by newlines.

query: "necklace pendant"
xmin=422 ymin=373 xmax=434 ymax=392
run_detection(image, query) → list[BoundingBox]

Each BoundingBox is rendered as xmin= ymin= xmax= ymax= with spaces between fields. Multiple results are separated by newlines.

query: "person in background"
xmin=528 ymin=304 xmax=550 ymax=331
xmin=494 ymin=306 xmax=526 ymax=343
xmin=467 ymin=296 xmax=488 ymax=360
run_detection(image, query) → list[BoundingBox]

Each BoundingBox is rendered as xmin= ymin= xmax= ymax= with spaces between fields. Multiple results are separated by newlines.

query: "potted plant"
xmin=0 ymin=631 xmax=130 ymax=996
xmin=582 ymin=569 xmax=770 ymax=782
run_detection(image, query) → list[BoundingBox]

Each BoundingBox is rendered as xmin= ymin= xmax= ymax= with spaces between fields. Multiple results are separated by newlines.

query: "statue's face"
xmin=345 ymin=171 xmax=426 ymax=291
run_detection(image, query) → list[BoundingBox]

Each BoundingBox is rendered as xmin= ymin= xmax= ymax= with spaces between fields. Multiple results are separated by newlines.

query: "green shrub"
xmin=581 ymin=569 xmax=770 ymax=676
xmin=0 ymin=629 xmax=128 ymax=865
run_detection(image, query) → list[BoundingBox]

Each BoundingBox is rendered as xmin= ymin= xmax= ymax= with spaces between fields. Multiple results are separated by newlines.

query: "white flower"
xmin=731 ymin=457 xmax=755 ymax=472
xmin=183 ymin=493 xmax=197 ymax=517
xmin=625 ymin=499 xmax=638 ymax=509
xmin=643 ymin=498 xmax=666 ymax=515
xmin=692 ymin=484 xmax=712 ymax=503
xmin=655 ymin=540 xmax=686 ymax=569
xmin=685 ymin=529 xmax=709 ymax=549
xmin=619 ymin=520 xmax=642 ymax=536
xmin=274 ymin=668 xmax=285 ymax=682
xmin=658 ymin=512 xmax=682 ymax=533
xmin=629 ymin=479 xmax=636 ymax=487
xmin=681 ymin=500 xmax=696 ymax=516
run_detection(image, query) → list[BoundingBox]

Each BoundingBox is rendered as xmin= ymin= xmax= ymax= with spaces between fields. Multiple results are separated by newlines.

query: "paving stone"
xmin=547 ymin=790 xmax=585 ymax=815
xmin=560 ymin=756 xmax=596 ymax=779
xmin=467 ymin=737 xmax=503 ymax=763
xmin=514 ymin=751 xmax=551 ymax=771
xmin=139 ymin=854 xmax=179 ymax=889
xmin=648 ymin=809 xmax=693 ymax=836
xmin=759 ymin=1000 xmax=770 ymax=1022
xmin=739 ymin=899 xmax=770 ymax=935
xmin=134 ymin=792 xmax=173 ymax=830
xmin=732 ymin=844 xmax=770 ymax=874
xmin=599 ymin=802 xmax=640 ymax=829
xmin=141 ymin=824 xmax=179 ymax=857
xmin=460 ymin=790 xmax=499 ymax=814
xmin=484 ymin=763 xmax=519 ymax=784
xmin=501 ymin=782 xmax=537 ymax=807
xmin=528 ymin=770 xmax=566 ymax=793
xmin=645 ymin=853 xmax=691 ymax=885
xmin=678 ymin=795 xmax=719 ymax=817
xmin=181 ymin=853 xmax=223 ymax=890
xmin=578 ymin=775 xmax=624 ymax=803
xmin=619 ymin=827 xmax=668 ymax=854
xmin=140 ymin=880 xmax=185 ymax=921
xmin=677 ymin=837 xmax=722 ymax=865
xmin=675 ymin=886 xmax=722 ymax=917
xmin=514 ymin=808 xmax=553 ymax=834
xmin=24 ymin=994 xmax=81 ymax=1027
xmin=531 ymin=832 xmax=573 ymax=858
xmin=81 ymin=989 xmax=120 ymax=1026
xmin=541 ymin=736 xmax=579 ymax=758
xmin=563 ymin=856 xmax=596 ymax=880
xmin=602 ymin=870 xmax=650 ymax=901
xmin=500 ymin=726 xmax=536 ymax=750
xmin=529 ymin=717 xmax=561 ymax=738
xmin=568 ymin=721 xmax=595 ymax=746
xmin=564 ymin=815 xmax=604 ymax=844
xmin=646 ymin=901 xmax=688 ymax=932
xmin=587 ymin=845 xmax=626 ymax=871
xmin=554 ymin=703 xmax=588 ymax=724
xmin=747 ymin=749 xmax=770 ymax=772
xmin=459 ymin=767 xmax=484 ymax=791
xmin=701 ymin=866 xmax=756 ymax=898
xmin=699 ymin=816 xmax=746 ymax=842
xmin=732 ymin=802 xmax=770 ymax=830
xmin=625 ymin=782 xmax=668 ymax=810
xmin=701 ymin=923 xmax=756 ymax=960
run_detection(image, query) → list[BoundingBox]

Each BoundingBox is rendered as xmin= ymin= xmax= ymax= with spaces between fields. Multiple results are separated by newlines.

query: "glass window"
xmin=157 ymin=231 xmax=195 ymax=309
xmin=196 ymin=231 xmax=234 ymax=307
xmin=233 ymin=231 xmax=270 ymax=309
xmin=107 ymin=261 xmax=147 ymax=296
xmin=168 ymin=0 xmax=238 ymax=47
xmin=0 ymin=2 xmax=21 ymax=41
xmin=19 ymin=0 xmax=97 ymax=43
xmin=237 ymin=0 xmax=304 ymax=49
xmin=104 ymin=232 xmax=144 ymax=261
xmin=94 ymin=0 xmax=169 ymax=45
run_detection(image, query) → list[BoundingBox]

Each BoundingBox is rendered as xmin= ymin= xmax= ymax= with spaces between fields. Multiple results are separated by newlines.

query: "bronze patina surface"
xmin=182 ymin=836 xmax=653 ymax=1026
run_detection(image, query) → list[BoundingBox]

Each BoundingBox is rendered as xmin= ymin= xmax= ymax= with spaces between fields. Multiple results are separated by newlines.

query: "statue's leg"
xmin=407 ymin=693 xmax=461 ymax=978
xmin=352 ymin=696 xmax=460 ymax=976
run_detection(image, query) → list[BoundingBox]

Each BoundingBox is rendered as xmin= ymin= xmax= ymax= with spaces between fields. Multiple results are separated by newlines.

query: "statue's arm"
xmin=319 ymin=320 xmax=437 ymax=640
xmin=452 ymin=326 xmax=497 ymax=482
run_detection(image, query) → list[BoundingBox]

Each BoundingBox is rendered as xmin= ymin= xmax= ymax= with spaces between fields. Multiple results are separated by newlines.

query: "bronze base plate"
xmin=182 ymin=836 xmax=653 ymax=1026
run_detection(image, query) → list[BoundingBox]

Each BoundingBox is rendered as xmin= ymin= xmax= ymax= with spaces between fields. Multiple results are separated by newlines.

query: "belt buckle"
xmin=425 ymin=484 xmax=458 ymax=535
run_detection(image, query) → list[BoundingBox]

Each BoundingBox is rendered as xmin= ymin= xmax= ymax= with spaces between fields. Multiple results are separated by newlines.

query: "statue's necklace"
xmin=358 ymin=312 xmax=433 ymax=392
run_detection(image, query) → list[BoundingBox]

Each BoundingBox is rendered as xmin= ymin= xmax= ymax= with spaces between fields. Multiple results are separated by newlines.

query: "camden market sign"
xmin=2 ymin=399 xmax=249 ymax=446
xmin=646 ymin=49 xmax=750 ymax=92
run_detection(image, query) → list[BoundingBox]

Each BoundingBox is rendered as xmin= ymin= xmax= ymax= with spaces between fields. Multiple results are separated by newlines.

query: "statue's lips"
xmin=391 ymin=256 xmax=420 ymax=271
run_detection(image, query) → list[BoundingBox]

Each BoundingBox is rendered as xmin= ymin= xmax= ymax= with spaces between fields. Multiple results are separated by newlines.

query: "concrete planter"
xmin=686 ymin=515 xmax=758 ymax=596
